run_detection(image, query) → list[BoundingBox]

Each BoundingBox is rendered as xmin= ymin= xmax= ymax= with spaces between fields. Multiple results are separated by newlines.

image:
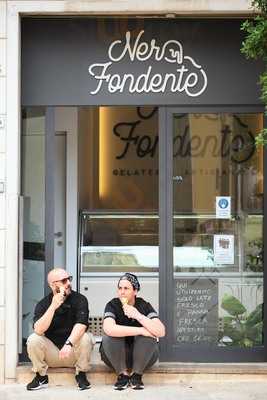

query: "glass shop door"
xmin=20 ymin=107 xmax=67 ymax=359
xmin=159 ymin=109 xmax=265 ymax=361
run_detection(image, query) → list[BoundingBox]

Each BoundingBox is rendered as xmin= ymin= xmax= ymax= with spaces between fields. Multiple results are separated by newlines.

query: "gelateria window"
xmin=79 ymin=108 xmax=264 ymax=354
xmin=169 ymin=112 xmax=263 ymax=356
xmin=78 ymin=106 xmax=159 ymax=273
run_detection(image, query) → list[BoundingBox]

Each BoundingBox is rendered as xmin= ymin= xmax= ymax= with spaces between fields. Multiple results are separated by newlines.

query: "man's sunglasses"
xmin=53 ymin=276 xmax=73 ymax=284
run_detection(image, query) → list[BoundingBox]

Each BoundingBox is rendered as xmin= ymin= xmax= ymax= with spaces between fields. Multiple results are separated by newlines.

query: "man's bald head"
xmin=47 ymin=268 xmax=72 ymax=297
xmin=47 ymin=268 xmax=69 ymax=286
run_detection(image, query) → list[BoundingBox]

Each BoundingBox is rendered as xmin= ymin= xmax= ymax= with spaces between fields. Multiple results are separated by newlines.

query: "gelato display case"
xmin=78 ymin=211 xmax=262 ymax=275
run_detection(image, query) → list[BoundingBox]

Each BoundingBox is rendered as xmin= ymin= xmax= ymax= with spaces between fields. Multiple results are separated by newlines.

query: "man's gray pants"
xmin=100 ymin=335 xmax=159 ymax=375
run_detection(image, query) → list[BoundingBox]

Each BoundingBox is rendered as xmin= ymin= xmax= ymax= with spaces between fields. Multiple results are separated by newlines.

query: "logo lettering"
xmin=88 ymin=30 xmax=208 ymax=97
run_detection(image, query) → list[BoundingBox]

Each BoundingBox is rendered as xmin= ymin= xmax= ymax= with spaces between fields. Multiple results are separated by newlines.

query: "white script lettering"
xmin=88 ymin=30 xmax=208 ymax=97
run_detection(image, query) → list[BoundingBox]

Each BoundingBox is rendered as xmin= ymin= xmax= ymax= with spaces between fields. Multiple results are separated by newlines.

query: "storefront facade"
xmin=0 ymin=0 xmax=266 ymax=383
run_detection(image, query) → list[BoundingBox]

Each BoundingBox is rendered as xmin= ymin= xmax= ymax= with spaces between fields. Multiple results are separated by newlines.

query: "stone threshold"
xmin=17 ymin=361 xmax=267 ymax=375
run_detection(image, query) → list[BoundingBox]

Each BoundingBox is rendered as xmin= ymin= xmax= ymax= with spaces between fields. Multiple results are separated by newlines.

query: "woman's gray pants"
xmin=100 ymin=335 xmax=159 ymax=375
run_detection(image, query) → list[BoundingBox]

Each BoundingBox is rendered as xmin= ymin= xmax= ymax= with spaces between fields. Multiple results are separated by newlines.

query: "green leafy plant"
xmin=219 ymin=294 xmax=263 ymax=347
xmin=241 ymin=1 xmax=267 ymax=146
xmin=246 ymin=239 xmax=263 ymax=272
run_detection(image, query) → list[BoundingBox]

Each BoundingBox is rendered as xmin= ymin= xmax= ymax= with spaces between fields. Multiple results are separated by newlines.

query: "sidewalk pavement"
xmin=1 ymin=376 xmax=267 ymax=400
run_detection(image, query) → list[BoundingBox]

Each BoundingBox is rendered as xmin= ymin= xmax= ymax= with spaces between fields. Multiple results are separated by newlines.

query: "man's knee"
xmin=27 ymin=333 xmax=46 ymax=350
xmin=78 ymin=332 xmax=95 ymax=351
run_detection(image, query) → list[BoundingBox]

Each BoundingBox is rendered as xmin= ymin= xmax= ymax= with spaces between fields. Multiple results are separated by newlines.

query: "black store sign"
xmin=21 ymin=18 xmax=263 ymax=106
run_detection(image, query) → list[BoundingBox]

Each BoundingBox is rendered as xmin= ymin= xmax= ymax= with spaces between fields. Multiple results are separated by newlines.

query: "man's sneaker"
xmin=26 ymin=372 xmax=48 ymax=390
xmin=130 ymin=373 xmax=144 ymax=390
xmin=113 ymin=373 xmax=129 ymax=390
xmin=75 ymin=371 xmax=91 ymax=390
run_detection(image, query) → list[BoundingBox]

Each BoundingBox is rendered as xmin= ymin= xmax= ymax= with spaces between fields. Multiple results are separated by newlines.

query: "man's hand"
xmin=51 ymin=287 xmax=65 ymax=310
xmin=123 ymin=304 xmax=142 ymax=320
xmin=59 ymin=344 xmax=73 ymax=359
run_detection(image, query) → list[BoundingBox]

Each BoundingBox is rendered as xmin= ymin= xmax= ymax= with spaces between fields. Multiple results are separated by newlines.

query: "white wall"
xmin=0 ymin=0 xmax=6 ymax=384
xmin=2 ymin=0 xmax=255 ymax=383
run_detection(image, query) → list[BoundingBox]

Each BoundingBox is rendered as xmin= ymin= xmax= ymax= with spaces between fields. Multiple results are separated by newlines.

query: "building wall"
xmin=0 ymin=0 xmax=255 ymax=383
xmin=0 ymin=0 xmax=6 ymax=385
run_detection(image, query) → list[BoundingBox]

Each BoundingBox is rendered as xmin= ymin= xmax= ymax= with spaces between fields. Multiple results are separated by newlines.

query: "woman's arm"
xmin=103 ymin=317 xmax=155 ymax=337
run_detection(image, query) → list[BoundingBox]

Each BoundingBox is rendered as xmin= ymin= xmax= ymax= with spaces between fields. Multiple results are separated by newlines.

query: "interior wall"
xmin=78 ymin=107 xmax=99 ymax=210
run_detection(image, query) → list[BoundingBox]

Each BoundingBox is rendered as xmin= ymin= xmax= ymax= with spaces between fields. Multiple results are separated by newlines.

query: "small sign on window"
xmin=216 ymin=196 xmax=231 ymax=219
xmin=214 ymin=234 xmax=234 ymax=264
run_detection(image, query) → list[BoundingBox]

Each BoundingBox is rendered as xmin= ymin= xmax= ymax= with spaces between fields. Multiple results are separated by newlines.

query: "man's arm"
xmin=67 ymin=323 xmax=87 ymax=345
xmin=59 ymin=293 xmax=90 ymax=359
xmin=34 ymin=290 xmax=65 ymax=335
xmin=58 ymin=323 xmax=88 ymax=359
xmin=103 ymin=317 xmax=155 ymax=337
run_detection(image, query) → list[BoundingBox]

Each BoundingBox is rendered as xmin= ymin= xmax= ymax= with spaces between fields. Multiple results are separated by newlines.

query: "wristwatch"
xmin=65 ymin=339 xmax=73 ymax=347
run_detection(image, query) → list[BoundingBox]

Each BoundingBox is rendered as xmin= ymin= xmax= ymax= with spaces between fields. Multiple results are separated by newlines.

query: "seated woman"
xmin=100 ymin=272 xmax=165 ymax=390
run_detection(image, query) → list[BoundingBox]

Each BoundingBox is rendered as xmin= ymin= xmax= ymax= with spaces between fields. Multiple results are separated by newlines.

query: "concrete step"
xmin=17 ymin=362 xmax=267 ymax=386
xmin=17 ymin=343 xmax=267 ymax=385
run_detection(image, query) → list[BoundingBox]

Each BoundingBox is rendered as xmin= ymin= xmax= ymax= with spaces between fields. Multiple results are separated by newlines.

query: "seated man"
xmin=100 ymin=273 xmax=165 ymax=390
xmin=26 ymin=268 xmax=95 ymax=391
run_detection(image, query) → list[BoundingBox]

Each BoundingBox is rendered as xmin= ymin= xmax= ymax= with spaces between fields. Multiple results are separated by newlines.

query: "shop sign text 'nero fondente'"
xmin=88 ymin=30 xmax=208 ymax=97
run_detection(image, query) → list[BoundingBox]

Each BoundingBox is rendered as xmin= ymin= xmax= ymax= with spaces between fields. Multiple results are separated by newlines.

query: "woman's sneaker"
xmin=26 ymin=372 xmax=48 ymax=390
xmin=130 ymin=373 xmax=144 ymax=390
xmin=113 ymin=373 xmax=129 ymax=390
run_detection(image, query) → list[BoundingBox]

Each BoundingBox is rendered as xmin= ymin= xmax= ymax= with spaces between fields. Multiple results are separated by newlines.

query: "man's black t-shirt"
xmin=33 ymin=290 xmax=89 ymax=349
xmin=103 ymin=297 xmax=158 ymax=328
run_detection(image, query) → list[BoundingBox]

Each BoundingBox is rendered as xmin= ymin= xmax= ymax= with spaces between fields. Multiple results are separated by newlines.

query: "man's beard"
xmin=64 ymin=285 xmax=72 ymax=296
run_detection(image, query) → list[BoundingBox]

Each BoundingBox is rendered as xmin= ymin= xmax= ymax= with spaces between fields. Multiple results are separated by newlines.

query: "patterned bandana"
xmin=118 ymin=273 xmax=140 ymax=292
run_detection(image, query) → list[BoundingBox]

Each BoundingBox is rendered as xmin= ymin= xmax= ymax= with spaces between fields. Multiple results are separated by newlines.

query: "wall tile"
xmin=0 ymin=345 xmax=4 ymax=383
xmin=0 ymin=115 xmax=5 ymax=153
xmin=0 ymin=194 xmax=5 ymax=228
xmin=0 ymin=230 xmax=5 ymax=266
xmin=0 ymin=39 xmax=6 ymax=76
xmin=0 ymin=2 xmax=6 ymax=39
xmin=0 ymin=153 xmax=5 ymax=180
xmin=0 ymin=268 xmax=4 ymax=306
xmin=0 ymin=307 xmax=4 ymax=345
xmin=0 ymin=76 xmax=6 ymax=114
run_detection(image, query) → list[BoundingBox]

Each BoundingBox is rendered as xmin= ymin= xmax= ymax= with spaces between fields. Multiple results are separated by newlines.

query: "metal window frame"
xmin=44 ymin=107 xmax=55 ymax=295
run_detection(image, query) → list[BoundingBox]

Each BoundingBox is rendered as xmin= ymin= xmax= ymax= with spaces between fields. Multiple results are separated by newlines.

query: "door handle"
xmin=173 ymin=175 xmax=183 ymax=183
xmin=54 ymin=231 xmax=62 ymax=238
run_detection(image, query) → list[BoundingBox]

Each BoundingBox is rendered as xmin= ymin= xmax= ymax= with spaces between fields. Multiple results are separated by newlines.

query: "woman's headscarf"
xmin=118 ymin=272 xmax=140 ymax=292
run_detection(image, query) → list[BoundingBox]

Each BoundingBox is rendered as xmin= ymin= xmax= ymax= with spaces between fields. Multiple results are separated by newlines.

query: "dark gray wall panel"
xmin=21 ymin=18 xmax=264 ymax=106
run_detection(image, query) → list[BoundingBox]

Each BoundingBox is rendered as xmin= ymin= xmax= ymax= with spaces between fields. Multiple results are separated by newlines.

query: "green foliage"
xmin=220 ymin=295 xmax=263 ymax=347
xmin=246 ymin=239 xmax=263 ymax=272
xmin=251 ymin=0 xmax=267 ymax=13
xmin=241 ymin=1 xmax=267 ymax=145
xmin=221 ymin=294 xmax=247 ymax=316
xmin=246 ymin=303 xmax=263 ymax=326
xmin=241 ymin=16 xmax=267 ymax=60
xmin=255 ymin=128 xmax=267 ymax=145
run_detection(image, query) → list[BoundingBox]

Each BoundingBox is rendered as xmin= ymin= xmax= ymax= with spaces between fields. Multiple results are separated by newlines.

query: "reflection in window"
xmin=172 ymin=113 xmax=264 ymax=349
xmin=78 ymin=106 xmax=158 ymax=211
xmin=173 ymin=113 xmax=263 ymax=214
xmin=80 ymin=214 xmax=159 ymax=273
xmin=78 ymin=106 xmax=159 ymax=274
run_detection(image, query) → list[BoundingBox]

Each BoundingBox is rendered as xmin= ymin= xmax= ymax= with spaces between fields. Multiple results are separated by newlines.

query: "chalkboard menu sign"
xmin=174 ymin=279 xmax=218 ymax=344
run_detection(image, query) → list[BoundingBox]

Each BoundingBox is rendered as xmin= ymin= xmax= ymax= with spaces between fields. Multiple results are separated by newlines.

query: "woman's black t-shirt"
xmin=103 ymin=297 xmax=158 ymax=327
